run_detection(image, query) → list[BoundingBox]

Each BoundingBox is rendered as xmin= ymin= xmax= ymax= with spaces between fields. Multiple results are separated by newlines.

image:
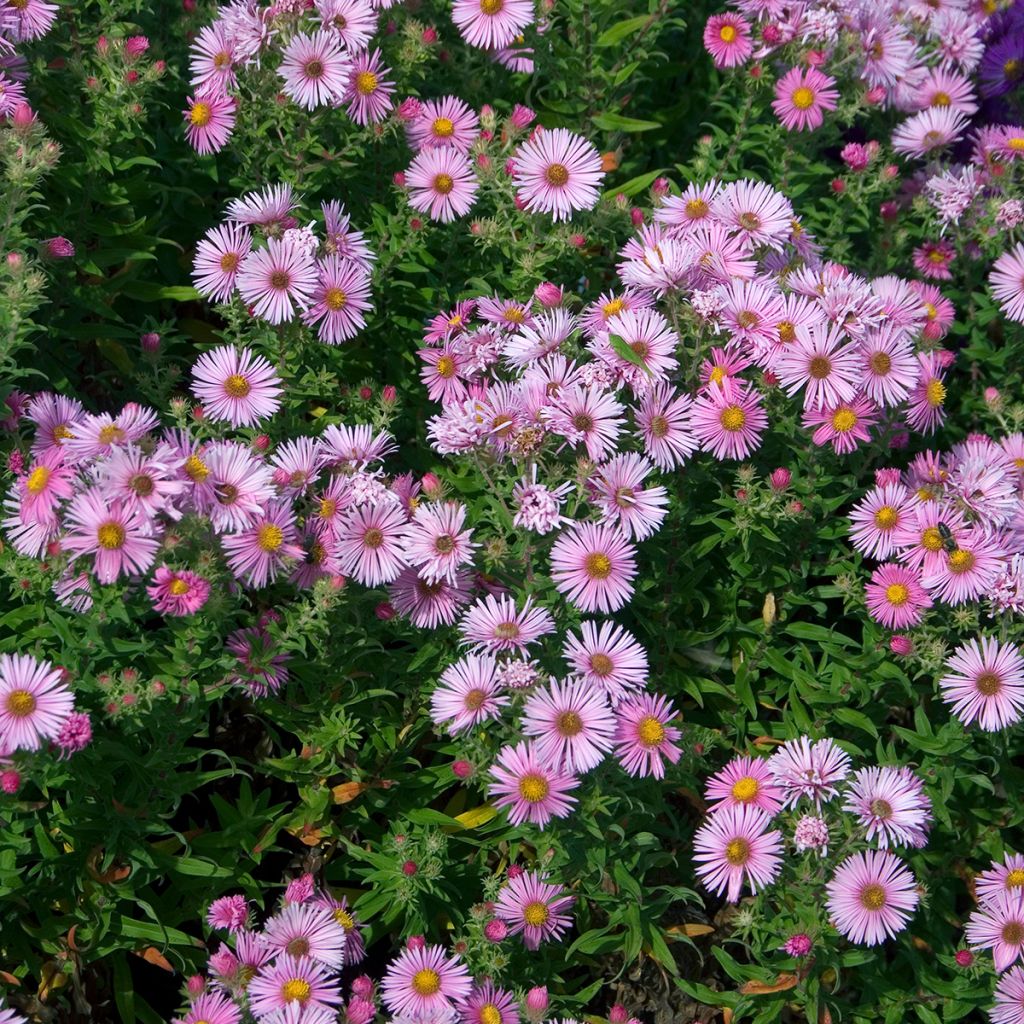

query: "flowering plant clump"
xmin=4 ymin=0 xmax=1024 ymax=1021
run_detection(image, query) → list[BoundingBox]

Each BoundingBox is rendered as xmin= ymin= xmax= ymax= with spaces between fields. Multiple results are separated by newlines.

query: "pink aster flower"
xmin=634 ymin=382 xmax=698 ymax=470
xmin=614 ymin=692 xmax=682 ymax=779
xmin=278 ymin=30 xmax=351 ymax=110
xmin=380 ymin=945 xmax=472 ymax=1019
xmin=892 ymin=107 xmax=969 ymax=159
xmin=843 ymin=766 xmax=932 ymax=848
xmin=690 ymin=379 xmax=768 ymax=460
xmin=912 ymin=240 xmax=956 ymax=281
xmin=459 ymin=982 xmax=519 ymax=1024
xmin=188 ymin=22 xmax=237 ymax=91
xmin=967 ymin=891 xmax=1024 ymax=972
xmin=223 ymin=500 xmax=303 ymax=589
xmin=335 ymin=502 xmax=409 ymax=586
xmin=401 ymin=501 xmax=476 ymax=583
xmin=63 ymin=489 xmax=160 ymax=584
xmin=589 ymin=453 xmax=668 ymax=541
xmin=858 ymin=326 xmax=919 ymax=407
xmin=184 ymin=89 xmax=236 ymax=155
xmin=191 ymin=345 xmax=283 ymax=427
xmin=431 ymin=653 xmax=508 ymax=734
xmin=0 ymin=653 xmax=73 ymax=753
xmin=865 ymin=562 xmax=932 ymax=629
xmin=344 ymin=48 xmax=394 ymax=125
xmin=488 ymin=740 xmax=580 ymax=827
xmin=546 ymin=385 xmax=625 ymax=463
xmin=302 ymin=255 xmax=372 ymax=344
xmin=803 ymin=396 xmax=879 ymax=455
xmin=522 ymin=677 xmax=615 ymax=774
xmin=247 ymin=955 xmax=343 ymax=1018
xmin=771 ymin=66 xmax=839 ymax=132
xmin=693 ymin=803 xmax=783 ymax=902
xmin=3 ymin=0 xmax=57 ymax=41
xmin=769 ymin=735 xmax=851 ymax=809
xmin=848 ymin=483 xmax=914 ymax=561
xmin=826 ymin=850 xmax=919 ymax=945
xmin=778 ymin=323 xmax=859 ymax=411
xmin=16 ymin=447 xmax=73 ymax=527
xmin=458 ymin=592 xmax=555 ymax=653
xmin=198 ymin=441 xmax=276 ymax=533
xmin=175 ymin=992 xmax=241 ymax=1024
xmin=562 ymin=620 xmax=648 ymax=705
xmin=990 ymin=243 xmax=1024 ymax=323
xmin=993 ymin=966 xmax=1024 ymax=1024
xmin=262 ymin=903 xmax=347 ymax=969
xmin=390 ymin=567 xmax=473 ymax=628
xmin=407 ymin=95 xmax=480 ymax=152
xmin=977 ymin=855 xmax=1024 ymax=906
xmin=714 ymin=180 xmax=795 ymax=252
xmin=236 ymin=237 xmax=318 ymax=325
xmin=226 ymin=183 xmax=298 ymax=229
xmin=206 ymin=893 xmax=249 ymax=932
xmin=514 ymin=128 xmax=604 ymax=222
xmin=937 ymin=636 xmax=1024 ymax=732
xmin=550 ymin=520 xmax=637 ymax=614
xmin=451 ymin=0 xmax=534 ymax=49
xmin=921 ymin=529 xmax=1006 ymax=605
xmin=147 ymin=567 xmax=211 ymax=615
xmin=513 ymin=466 xmax=573 ymax=535
xmin=192 ymin=223 xmax=253 ymax=303
xmin=493 ymin=871 xmax=574 ymax=950
xmin=316 ymin=0 xmax=377 ymax=50
xmin=703 ymin=13 xmax=752 ymax=67
xmin=405 ymin=148 xmax=479 ymax=223
xmin=704 ymin=755 xmax=784 ymax=816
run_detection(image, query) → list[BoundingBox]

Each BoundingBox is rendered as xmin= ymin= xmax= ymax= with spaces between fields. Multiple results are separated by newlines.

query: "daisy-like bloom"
xmin=247 ymin=955 xmax=343 ymax=1018
xmin=714 ymin=180 xmax=795 ymax=252
xmin=401 ymin=502 xmax=476 ymax=583
xmin=405 ymin=148 xmax=479 ymax=223
xmin=977 ymin=855 xmax=1024 ymax=906
xmin=407 ymin=95 xmax=480 ymax=152
xmin=848 ymin=483 xmax=914 ymax=561
xmin=262 ymin=903 xmax=347 ymax=969
xmin=430 ymin=653 xmax=508 ymax=734
xmin=562 ymin=620 xmax=648 ymax=704
xmin=913 ymin=240 xmax=956 ymax=281
xmin=922 ymin=529 xmax=1006 ymax=606
xmin=916 ymin=64 xmax=978 ymax=115
xmin=236 ymin=237 xmax=318 ymax=325
xmin=702 ymin=13 xmax=752 ymax=68
xmin=0 ymin=653 xmax=73 ymax=753
xmin=858 ymin=326 xmax=919 ymax=407
xmin=777 ymin=323 xmax=858 ymax=410
xmin=270 ymin=437 xmax=323 ymax=495
xmin=459 ymin=981 xmax=519 ymax=1024
xmin=16 ymin=447 xmax=73 ymax=527
xmin=769 ymin=735 xmax=851 ymax=809
xmin=222 ymin=500 xmax=304 ymax=589
xmin=320 ymin=424 xmax=397 ymax=469
xmin=693 ymin=803 xmax=783 ymax=903
xmin=344 ymin=48 xmax=394 ymax=125
xmin=493 ymin=871 xmax=575 ymax=950
xmin=704 ymin=755 xmax=784 ymax=816
xmin=843 ymin=767 xmax=932 ymax=849
xmin=183 ymin=89 xmax=236 ymax=155
xmin=990 ymin=243 xmax=1024 ymax=323
xmin=94 ymin=443 xmax=186 ymax=518
xmin=146 ymin=566 xmax=211 ymax=616
xmin=546 ymin=385 xmax=625 ymax=463
xmin=597 ymin=306 xmax=679 ymax=386
xmin=771 ymin=66 xmax=838 ymax=132
xmin=278 ymin=30 xmax=351 ymax=109
xmin=937 ymin=636 xmax=1024 ymax=732
xmin=188 ymin=22 xmax=236 ymax=91
xmin=488 ymin=741 xmax=579 ymax=827
xmin=513 ymin=472 xmax=573 ymax=535
xmin=803 ymin=396 xmax=879 ymax=455
xmin=321 ymin=199 xmax=375 ymax=269
xmin=826 ymin=850 xmax=919 ymax=946
xmin=380 ymin=944 xmax=472 ymax=1020
xmin=451 ymin=0 xmax=533 ymax=49
xmin=63 ymin=490 xmax=160 ymax=584
xmin=192 ymin=222 xmax=253 ymax=302
xmin=312 ymin=893 xmax=366 ymax=965
xmin=390 ymin=567 xmax=473 ymax=628
xmin=207 ymin=893 xmax=249 ymax=932
xmin=690 ymin=379 xmax=768 ymax=461
xmin=967 ymin=891 xmax=1024 ymax=972
xmin=635 ymin=382 xmax=698 ymax=470
xmin=335 ymin=501 xmax=409 ymax=587
xmin=992 ymin=965 xmax=1024 ymax=1024
xmin=589 ymin=453 xmax=668 ymax=541
xmin=302 ymin=255 xmax=372 ymax=344
xmin=514 ymin=128 xmax=605 ymax=222
xmin=3 ymin=0 xmax=57 ymax=41
xmin=892 ymin=107 xmax=970 ymax=159
xmin=26 ymin=392 xmax=84 ymax=456
xmin=459 ymin=592 xmax=555 ymax=653
xmin=200 ymin=441 xmax=276 ymax=533
xmin=864 ymin=562 xmax=933 ymax=629
xmin=62 ymin=405 xmax=160 ymax=463
xmin=191 ymin=345 xmax=283 ymax=427
xmin=174 ymin=992 xmax=241 ymax=1024
xmin=550 ymin=521 xmax=637 ymax=615
xmin=315 ymin=0 xmax=377 ymax=49
xmin=614 ymin=692 xmax=683 ymax=779
xmin=226 ymin=183 xmax=298 ymax=229
xmin=522 ymin=677 xmax=615 ymax=774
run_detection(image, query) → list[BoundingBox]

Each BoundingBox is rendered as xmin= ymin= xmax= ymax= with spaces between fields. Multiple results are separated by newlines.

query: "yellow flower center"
xmin=334 ymin=907 xmax=355 ymax=929
xmin=26 ymin=466 xmax=51 ymax=494
xmin=545 ymin=163 xmax=570 ymax=187
xmin=6 ymin=689 xmax=36 ymax=718
xmin=224 ymin=374 xmax=251 ymax=398
xmin=185 ymin=454 xmax=210 ymax=482
xmin=220 ymin=251 xmax=239 ymax=272
xmin=831 ymin=408 xmax=857 ymax=432
xmin=53 ymin=424 xmax=74 ymax=442
xmin=1005 ymin=58 xmax=1022 ymax=81
xmin=590 ymin=653 xmax=614 ymax=676
xmin=257 ymin=524 xmax=284 ymax=552
xmin=281 ymin=978 xmax=311 ymax=1003
xmin=932 ymin=91 xmax=951 ymax=107
xmin=885 ymin=583 xmax=909 ymax=606
xmin=518 ymin=773 xmax=549 ymax=803
xmin=355 ymin=70 xmax=378 ymax=95
xmin=809 ymin=355 xmax=832 ymax=379
xmin=1007 ymin=870 xmax=1024 ymax=888
xmin=719 ymin=23 xmax=737 ymax=41
xmin=98 ymin=523 xmax=126 ymax=550
xmin=363 ymin=527 xmax=384 ymax=549
xmin=922 ymin=526 xmax=944 ymax=551
xmin=168 ymin=578 xmax=190 ymax=596
xmin=860 ymin=884 xmax=887 ymax=910
xmin=319 ymin=498 xmax=338 ymax=520
xmin=98 ymin=425 xmax=126 ymax=445
xmin=556 ymin=711 xmax=583 ymax=736
xmin=480 ymin=1005 xmax=503 ymax=1024
xmin=503 ymin=306 xmax=526 ymax=324
xmin=434 ymin=173 xmax=455 ymax=195
xmin=685 ymin=198 xmax=709 ymax=218
xmin=585 ymin=552 xmax=612 ymax=579
xmin=926 ymin=379 xmax=946 ymax=407
xmin=479 ymin=0 xmax=503 ymax=13
xmin=412 ymin=969 xmax=441 ymax=996
xmin=190 ymin=101 xmax=212 ymax=127
xmin=709 ymin=366 xmax=727 ymax=385
xmin=325 ymin=287 xmax=347 ymax=311
xmin=869 ymin=352 xmax=892 ymax=375
xmin=874 ymin=506 xmax=898 ymax=529
xmin=720 ymin=406 xmax=746 ymax=431
xmin=948 ymin=548 xmax=975 ymax=574
xmin=637 ymin=715 xmax=666 ymax=747
xmin=433 ymin=116 xmax=455 ymax=137
xmin=1008 ymin=137 xmax=1024 ymax=152
xmin=777 ymin=320 xmax=796 ymax=343
xmin=464 ymin=688 xmax=488 ymax=711
xmin=523 ymin=901 xmax=550 ymax=927
xmin=731 ymin=776 xmax=760 ymax=802
xmin=976 ymin=671 xmax=1002 ymax=696
xmin=792 ymin=86 xmax=815 ymax=110
xmin=602 ymin=297 xmax=625 ymax=317
xmin=725 ymin=838 xmax=750 ymax=865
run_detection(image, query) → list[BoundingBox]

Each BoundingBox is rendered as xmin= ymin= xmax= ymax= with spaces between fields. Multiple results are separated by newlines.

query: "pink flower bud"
xmin=11 ymin=103 xmax=36 ymax=130
xmin=140 ymin=331 xmax=161 ymax=353
xmin=406 ymin=934 xmax=425 ymax=949
xmin=392 ymin=171 xmax=406 ymax=187
xmin=42 ymin=236 xmax=75 ymax=260
xmin=865 ymin=85 xmax=886 ymax=105
xmin=534 ymin=282 xmax=563 ymax=307
xmin=421 ymin=472 xmax=443 ymax=499
xmin=475 ymin=153 xmax=492 ymax=170
xmin=934 ymin=349 xmax=955 ymax=368
xmin=7 ymin=450 xmax=24 ymax=476
xmin=382 ymin=384 xmax=397 ymax=403
xmin=253 ymin=434 xmax=271 ymax=452
xmin=397 ymin=97 xmax=422 ymax=121
xmin=769 ymin=468 xmax=791 ymax=491
xmin=630 ymin=207 xmax=644 ymax=225
xmin=882 ymin=164 xmax=899 ymax=181
xmin=890 ymin=634 xmax=914 ymax=656
xmin=154 ymin=59 xmax=166 ymax=74
xmin=830 ymin=177 xmax=845 ymax=193
xmin=483 ymin=919 xmax=508 ymax=942
xmin=6 ymin=251 xmax=23 ymax=269
xmin=358 ymin=385 xmax=373 ymax=400
xmin=421 ymin=26 xmax=438 ymax=43
xmin=984 ymin=386 xmax=1002 ymax=408
xmin=510 ymin=103 xmax=535 ymax=129
xmin=513 ymin=194 xmax=528 ymax=210
xmin=185 ymin=975 xmax=205 ymax=997
xmin=409 ymin=217 xmax=423 ymax=230
xmin=609 ymin=1006 xmax=629 ymax=1024
xmin=452 ymin=759 xmax=473 ymax=778
xmin=125 ymin=69 xmax=140 ymax=85
xmin=347 ymin=998 xmax=376 ymax=1024
xmin=507 ymin=864 xmax=525 ymax=879
xmin=525 ymin=986 xmax=549 ymax=1019
xmin=955 ymin=949 xmax=974 ymax=967
xmin=762 ymin=23 xmax=781 ymax=43
xmin=874 ymin=468 xmax=902 ymax=487
xmin=375 ymin=601 xmax=396 ymax=621
xmin=97 ymin=35 xmax=109 ymax=54
xmin=570 ymin=233 xmax=586 ymax=249
xmin=880 ymin=201 xmax=899 ymax=222
xmin=351 ymin=975 xmax=375 ymax=998
xmin=125 ymin=35 xmax=150 ymax=60
xmin=402 ymin=860 xmax=418 ymax=876
xmin=652 ymin=176 xmax=670 ymax=197
xmin=0 ymin=770 xmax=21 ymax=794
xmin=782 ymin=933 xmax=813 ymax=957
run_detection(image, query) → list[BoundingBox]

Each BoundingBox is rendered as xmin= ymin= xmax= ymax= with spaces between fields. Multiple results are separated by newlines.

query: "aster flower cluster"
xmin=695 ymin=736 xmax=930 ymax=948
xmin=0 ymin=0 xmax=57 ymax=113
xmin=192 ymin=184 xmax=374 ymax=342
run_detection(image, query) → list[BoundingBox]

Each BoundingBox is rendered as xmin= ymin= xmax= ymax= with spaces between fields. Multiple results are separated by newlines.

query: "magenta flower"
xmin=247 ymin=954 xmax=343 ymax=1017
xmin=236 ymin=238 xmax=318 ymax=325
xmin=15 ymin=447 xmax=73 ymax=527
xmin=562 ymin=620 xmax=648 ymax=705
xmin=714 ymin=179 xmax=795 ymax=251
xmin=803 ymin=397 xmax=879 ymax=455
xmin=488 ymin=741 xmax=580 ymax=826
xmin=226 ymin=183 xmax=298 ymax=229
xmin=921 ymin=528 xmax=1006 ymax=605
xmin=967 ymin=891 xmax=1024 ymax=971
xmin=990 ymin=243 xmax=1024 ymax=323
xmin=843 ymin=766 xmax=932 ymax=849
xmin=407 ymin=95 xmax=480 ymax=152
xmin=262 ymin=903 xmax=347 ymax=968
xmin=550 ymin=521 xmax=637 ymax=614
xmin=547 ymin=385 xmax=626 ymax=462
xmin=406 ymin=148 xmax=479 ymax=223
xmin=401 ymin=501 xmax=477 ymax=583
xmin=693 ymin=803 xmax=783 ymax=902
xmin=778 ymin=323 xmax=859 ymax=411
xmin=223 ymin=500 xmax=304 ymax=589
xmin=430 ymin=653 xmax=508 ymax=734
xmin=892 ymin=107 xmax=969 ymax=159
xmin=702 ymin=13 xmax=752 ymax=68
xmin=938 ymin=636 xmax=1024 ymax=732
xmin=635 ymin=382 xmax=698 ymax=470
xmin=458 ymin=981 xmax=519 ymax=1024
xmin=458 ymin=592 xmax=555 ymax=654
xmin=977 ymin=855 xmax=1024 ymax=906
xmin=63 ymin=489 xmax=160 ymax=584
xmin=493 ymin=871 xmax=574 ymax=950
xmin=768 ymin=735 xmax=851 ymax=809
xmin=771 ymin=66 xmax=839 ymax=132
xmin=0 ymin=653 xmax=73 ymax=753
xmin=278 ymin=30 xmax=351 ymax=109
xmin=690 ymin=379 xmax=768 ymax=460
xmin=335 ymin=502 xmax=409 ymax=586
xmin=993 ymin=966 xmax=1024 ymax=1024
xmin=147 ymin=567 xmax=211 ymax=616
xmin=590 ymin=453 xmax=668 ymax=541
xmin=826 ymin=850 xmax=919 ymax=945
xmin=613 ymin=692 xmax=682 ymax=778
xmin=206 ymin=893 xmax=249 ymax=932
xmin=183 ymin=89 xmax=236 ymax=155
xmin=302 ymin=255 xmax=372 ymax=344
xmin=192 ymin=222 xmax=253 ymax=303
xmin=174 ymin=992 xmax=241 ymax=1024
xmin=704 ymin=755 xmax=784 ymax=816
xmin=344 ymin=48 xmax=395 ymax=125
xmin=514 ymin=128 xmax=604 ymax=222
xmin=848 ymin=483 xmax=914 ymax=560
xmin=865 ymin=562 xmax=932 ymax=629
xmin=913 ymin=240 xmax=956 ymax=280
xmin=522 ymin=677 xmax=616 ymax=773
xmin=191 ymin=345 xmax=283 ymax=427
xmin=380 ymin=944 xmax=472 ymax=1019
xmin=451 ymin=0 xmax=534 ymax=49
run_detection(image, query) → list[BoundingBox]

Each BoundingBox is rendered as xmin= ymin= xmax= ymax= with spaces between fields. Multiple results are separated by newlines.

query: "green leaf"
xmin=592 ymin=113 xmax=662 ymax=133
xmin=596 ymin=14 xmax=651 ymax=45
